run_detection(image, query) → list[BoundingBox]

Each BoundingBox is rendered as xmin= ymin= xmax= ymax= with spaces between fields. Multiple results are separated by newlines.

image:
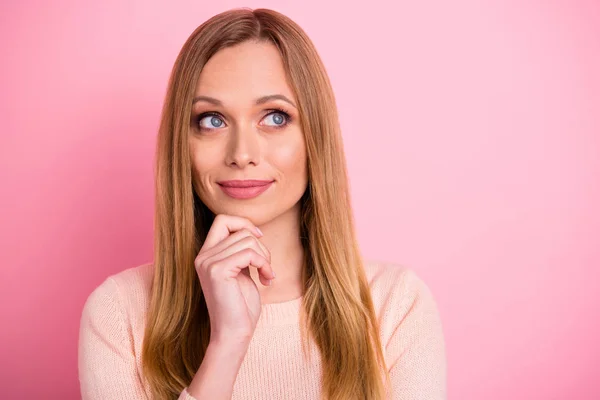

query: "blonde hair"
xmin=142 ymin=8 xmax=390 ymax=399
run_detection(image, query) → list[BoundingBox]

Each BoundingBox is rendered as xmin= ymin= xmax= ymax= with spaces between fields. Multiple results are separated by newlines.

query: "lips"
xmin=218 ymin=180 xmax=274 ymax=188
xmin=217 ymin=180 xmax=274 ymax=199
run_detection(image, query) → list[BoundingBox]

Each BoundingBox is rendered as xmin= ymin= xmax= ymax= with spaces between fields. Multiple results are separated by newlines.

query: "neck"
xmin=250 ymin=202 xmax=305 ymax=303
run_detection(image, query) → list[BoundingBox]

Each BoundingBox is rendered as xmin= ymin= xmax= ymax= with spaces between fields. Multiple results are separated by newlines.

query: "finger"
xmin=200 ymin=228 xmax=271 ymax=264
xmin=203 ymin=214 xmax=262 ymax=251
xmin=248 ymin=232 xmax=270 ymax=262
xmin=210 ymin=248 xmax=274 ymax=287
xmin=203 ymin=241 xmax=275 ymax=282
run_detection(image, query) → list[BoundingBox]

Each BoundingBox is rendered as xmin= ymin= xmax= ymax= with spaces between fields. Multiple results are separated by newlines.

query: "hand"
xmin=194 ymin=214 xmax=275 ymax=345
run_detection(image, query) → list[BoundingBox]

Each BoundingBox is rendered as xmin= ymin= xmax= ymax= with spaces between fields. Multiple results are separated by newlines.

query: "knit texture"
xmin=78 ymin=260 xmax=447 ymax=399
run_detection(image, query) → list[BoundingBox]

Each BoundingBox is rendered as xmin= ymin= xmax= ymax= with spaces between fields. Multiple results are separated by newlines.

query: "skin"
xmin=189 ymin=39 xmax=308 ymax=305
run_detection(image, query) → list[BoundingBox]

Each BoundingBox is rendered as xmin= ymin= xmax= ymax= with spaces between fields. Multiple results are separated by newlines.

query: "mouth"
xmin=217 ymin=180 xmax=274 ymax=200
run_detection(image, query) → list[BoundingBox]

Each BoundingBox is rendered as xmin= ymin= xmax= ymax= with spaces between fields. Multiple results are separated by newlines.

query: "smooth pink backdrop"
xmin=1 ymin=0 xmax=599 ymax=399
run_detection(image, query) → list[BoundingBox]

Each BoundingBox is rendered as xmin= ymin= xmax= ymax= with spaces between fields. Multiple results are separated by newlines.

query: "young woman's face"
xmin=189 ymin=40 xmax=308 ymax=225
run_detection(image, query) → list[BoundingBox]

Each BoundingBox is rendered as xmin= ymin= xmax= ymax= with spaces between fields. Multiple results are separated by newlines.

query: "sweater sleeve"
xmin=385 ymin=269 xmax=447 ymax=400
xmin=78 ymin=277 xmax=195 ymax=400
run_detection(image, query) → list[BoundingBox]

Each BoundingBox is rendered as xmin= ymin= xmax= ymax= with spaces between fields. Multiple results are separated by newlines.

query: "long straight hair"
xmin=141 ymin=8 xmax=391 ymax=399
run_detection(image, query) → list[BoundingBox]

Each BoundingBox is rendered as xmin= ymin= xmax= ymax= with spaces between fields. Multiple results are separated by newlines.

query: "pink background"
xmin=1 ymin=0 xmax=599 ymax=398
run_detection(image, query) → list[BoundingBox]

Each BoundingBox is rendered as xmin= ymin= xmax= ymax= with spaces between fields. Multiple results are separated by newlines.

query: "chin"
xmin=211 ymin=203 xmax=278 ymax=227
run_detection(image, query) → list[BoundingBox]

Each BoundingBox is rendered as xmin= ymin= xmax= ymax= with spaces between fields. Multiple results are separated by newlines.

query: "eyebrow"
xmin=192 ymin=94 xmax=297 ymax=109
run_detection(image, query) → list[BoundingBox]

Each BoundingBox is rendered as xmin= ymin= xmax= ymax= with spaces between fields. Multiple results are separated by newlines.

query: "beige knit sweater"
xmin=78 ymin=260 xmax=446 ymax=399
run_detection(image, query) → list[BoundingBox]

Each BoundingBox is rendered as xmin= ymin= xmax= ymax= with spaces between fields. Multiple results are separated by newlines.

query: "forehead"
xmin=194 ymin=41 xmax=295 ymax=103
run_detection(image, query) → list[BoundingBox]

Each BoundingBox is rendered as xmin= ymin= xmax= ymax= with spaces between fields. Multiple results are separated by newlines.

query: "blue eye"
xmin=198 ymin=114 xmax=224 ymax=129
xmin=263 ymin=112 xmax=285 ymax=126
xmin=261 ymin=109 xmax=291 ymax=129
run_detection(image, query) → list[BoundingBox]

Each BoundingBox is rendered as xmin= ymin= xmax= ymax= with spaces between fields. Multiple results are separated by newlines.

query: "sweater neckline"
xmin=257 ymin=295 xmax=303 ymax=327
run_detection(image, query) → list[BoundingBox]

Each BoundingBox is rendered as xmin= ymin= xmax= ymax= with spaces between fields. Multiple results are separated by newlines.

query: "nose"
xmin=225 ymin=122 xmax=261 ymax=168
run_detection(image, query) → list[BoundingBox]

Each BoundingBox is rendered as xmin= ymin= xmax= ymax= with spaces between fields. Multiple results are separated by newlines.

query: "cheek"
xmin=189 ymin=142 xmax=220 ymax=187
xmin=271 ymin=137 xmax=307 ymax=177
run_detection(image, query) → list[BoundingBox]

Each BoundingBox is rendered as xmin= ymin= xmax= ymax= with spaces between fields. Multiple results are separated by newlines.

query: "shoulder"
xmin=80 ymin=262 xmax=154 ymax=327
xmin=361 ymin=259 xmax=444 ymax=342
xmin=362 ymin=258 xmax=430 ymax=304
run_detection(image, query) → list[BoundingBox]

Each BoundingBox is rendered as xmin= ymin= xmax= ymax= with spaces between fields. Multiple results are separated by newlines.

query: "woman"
xmin=78 ymin=7 xmax=447 ymax=400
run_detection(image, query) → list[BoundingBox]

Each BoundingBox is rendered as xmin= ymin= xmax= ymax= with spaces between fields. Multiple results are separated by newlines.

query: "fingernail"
xmin=256 ymin=227 xmax=263 ymax=237
xmin=272 ymin=270 xmax=276 ymax=279
xmin=268 ymin=279 xmax=273 ymax=286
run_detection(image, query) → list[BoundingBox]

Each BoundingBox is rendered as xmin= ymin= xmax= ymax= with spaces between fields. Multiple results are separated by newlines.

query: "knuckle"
xmin=241 ymin=247 xmax=257 ymax=258
xmin=241 ymin=247 xmax=253 ymax=255
xmin=241 ymin=235 xmax=256 ymax=245
xmin=198 ymin=255 xmax=212 ymax=271
xmin=206 ymin=262 xmax=220 ymax=279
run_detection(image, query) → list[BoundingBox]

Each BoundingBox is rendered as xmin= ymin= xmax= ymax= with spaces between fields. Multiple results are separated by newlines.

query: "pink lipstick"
xmin=217 ymin=179 xmax=274 ymax=199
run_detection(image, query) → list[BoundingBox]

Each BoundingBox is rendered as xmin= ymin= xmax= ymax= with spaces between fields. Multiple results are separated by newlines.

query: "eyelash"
xmin=193 ymin=107 xmax=293 ymax=132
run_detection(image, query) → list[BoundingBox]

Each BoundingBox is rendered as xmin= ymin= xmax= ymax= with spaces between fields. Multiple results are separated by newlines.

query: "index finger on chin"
xmin=203 ymin=214 xmax=263 ymax=250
